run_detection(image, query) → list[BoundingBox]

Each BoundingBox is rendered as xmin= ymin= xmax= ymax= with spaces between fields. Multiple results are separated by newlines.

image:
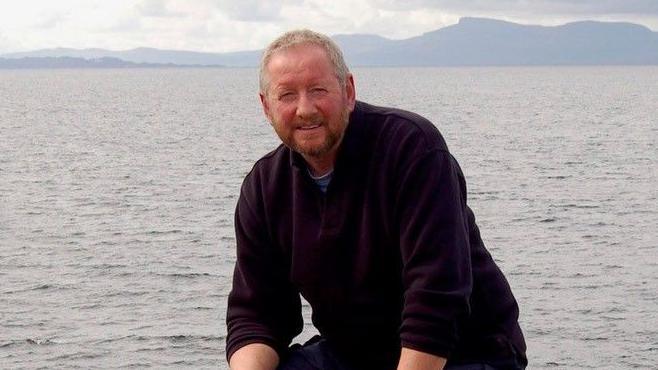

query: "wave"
xmin=154 ymin=272 xmax=214 ymax=279
xmin=90 ymin=334 xmax=224 ymax=346
xmin=3 ymin=283 xmax=74 ymax=294
xmin=0 ymin=338 xmax=56 ymax=348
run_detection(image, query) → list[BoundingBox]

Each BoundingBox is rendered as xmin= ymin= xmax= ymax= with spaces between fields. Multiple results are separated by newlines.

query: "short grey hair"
xmin=259 ymin=29 xmax=350 ymax=95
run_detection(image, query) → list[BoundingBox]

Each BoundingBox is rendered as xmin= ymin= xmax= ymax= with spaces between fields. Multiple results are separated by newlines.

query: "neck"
xmin=302 ymin=152 xmax=336 ymax=177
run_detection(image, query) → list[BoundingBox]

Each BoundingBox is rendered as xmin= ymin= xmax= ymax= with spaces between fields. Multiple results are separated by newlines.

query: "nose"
xmin=295 ymin=93 xmax=318 ymax=120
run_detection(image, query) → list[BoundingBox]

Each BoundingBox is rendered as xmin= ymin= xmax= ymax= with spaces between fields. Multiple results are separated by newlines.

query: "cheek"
xmin=271 ymin=105 xmax=296 ymax=123
xmin=271 ymin=111 xmax=295 ymax=134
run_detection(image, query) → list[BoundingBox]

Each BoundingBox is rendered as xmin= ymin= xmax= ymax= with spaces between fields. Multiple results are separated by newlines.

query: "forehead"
xmin=265 ymin=44 xmax=336 ymax=84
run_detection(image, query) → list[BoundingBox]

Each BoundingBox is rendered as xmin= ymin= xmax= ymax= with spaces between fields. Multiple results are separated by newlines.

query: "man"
xmin=226 ymin=29 xmax=527 ymax=370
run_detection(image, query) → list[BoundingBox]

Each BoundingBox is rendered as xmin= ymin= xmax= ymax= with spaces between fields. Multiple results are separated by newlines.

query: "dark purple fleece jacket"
xmin=226 ymin=101 xmax=526 ymax=369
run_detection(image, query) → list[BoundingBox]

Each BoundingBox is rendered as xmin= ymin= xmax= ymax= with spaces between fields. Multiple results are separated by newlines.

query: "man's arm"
xmin=395 ymin=148 xmax=473 ymax=361
xmin=226 ymin=178 xmax=302 ymax=364
xmin=398 ymin=347 xmax=447 ymax=370
xmin=229 ymin=343 xmax=279 ymax=370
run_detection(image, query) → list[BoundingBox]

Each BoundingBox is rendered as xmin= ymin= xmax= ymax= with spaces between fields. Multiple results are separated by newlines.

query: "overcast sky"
xmin=1 ymin=0 xmax=657 ymax=54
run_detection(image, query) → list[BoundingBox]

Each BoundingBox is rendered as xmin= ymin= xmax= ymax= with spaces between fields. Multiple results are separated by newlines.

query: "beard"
xmin=276 ymin=107 xmax=350 ymax=159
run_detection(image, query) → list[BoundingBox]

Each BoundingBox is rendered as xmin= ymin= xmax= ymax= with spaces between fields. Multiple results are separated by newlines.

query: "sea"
xmin=1 ymin=67 xmax=656 ymax=369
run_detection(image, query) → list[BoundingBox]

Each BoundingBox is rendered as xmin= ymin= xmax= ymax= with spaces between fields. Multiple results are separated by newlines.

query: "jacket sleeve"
xmin=225 ymin=179 xmax=302 ymax=361
xmin=395 ymin=148 xmax=472 ymax=359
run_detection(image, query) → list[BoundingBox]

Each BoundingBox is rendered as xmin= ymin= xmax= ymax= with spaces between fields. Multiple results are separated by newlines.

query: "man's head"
xmin=259 ymin=29 xmax=350 ymax=95
xmin=259 ymin=30 xmax=356 ymax=174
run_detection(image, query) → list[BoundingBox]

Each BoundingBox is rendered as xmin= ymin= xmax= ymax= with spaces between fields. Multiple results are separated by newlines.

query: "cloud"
xmin=213 ymin=0 xmax=289 ymax=22
xmin=0 ymin=32 xmax=17 ymax=54
xmin=135 ymin=0 xmax=185 ymax=18
xmin=532 ymin=0 xmax=658 ymax=15
xmin=32 ymin=9 xmax=70 ymax=29
xmin=102 ymin=16 xmax=143 ymax=34
xmin=278 ymin=2 xmax=457 ymax=40
xmin=369 ymin=0 xmax=658 ymax=16
xmin=543 ymin=0 xmax=658 ymax=15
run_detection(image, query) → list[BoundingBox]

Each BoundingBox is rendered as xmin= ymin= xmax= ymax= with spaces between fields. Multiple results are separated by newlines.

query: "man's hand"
xmin=229 ymin=343 xmax=279 ymax=370
xmin=397 ymin=347 xmax=447 ymax=370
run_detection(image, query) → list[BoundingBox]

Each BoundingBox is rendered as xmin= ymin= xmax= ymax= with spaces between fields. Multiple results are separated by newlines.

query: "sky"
xmin=1 ymin=0 xmax=657 ymax=54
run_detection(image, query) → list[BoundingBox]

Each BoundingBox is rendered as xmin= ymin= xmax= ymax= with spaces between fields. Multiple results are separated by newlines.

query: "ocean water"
xmin=1 ymin=67 xmax=656 ymax=369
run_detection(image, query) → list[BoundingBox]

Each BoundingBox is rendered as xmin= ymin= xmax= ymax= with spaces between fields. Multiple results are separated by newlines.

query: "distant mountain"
xmin=2 ymin=18 xmax=657 ymax=67
xmin=1 ymin=47 xmax=256 ymax=67
xmin=0 ymin=56 xmax=222 ymax=69
xmin=347 ymin=17 xmax=658 ymax=66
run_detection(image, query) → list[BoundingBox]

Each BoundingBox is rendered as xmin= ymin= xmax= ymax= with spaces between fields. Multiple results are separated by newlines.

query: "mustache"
xmin=295 ymin=116 xmax=325 ymax=127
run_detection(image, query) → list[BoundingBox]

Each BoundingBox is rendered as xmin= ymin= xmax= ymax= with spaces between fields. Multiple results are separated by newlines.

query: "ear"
xmin=259 ymin=92 xmax=273 ymax=124
xmin=345 ymin=73 xmax=356 ymax=111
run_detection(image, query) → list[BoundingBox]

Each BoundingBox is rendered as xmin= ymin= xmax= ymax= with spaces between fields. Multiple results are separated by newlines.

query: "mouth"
xmin=297 ymin=124 xmax=322 ymax=131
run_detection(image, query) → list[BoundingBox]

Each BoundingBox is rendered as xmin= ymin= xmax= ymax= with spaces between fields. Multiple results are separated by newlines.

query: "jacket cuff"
xmin=399 ymin=318 xmax=458 ymax=359
xmin=226 ymin=334 xmax=287 ymax=362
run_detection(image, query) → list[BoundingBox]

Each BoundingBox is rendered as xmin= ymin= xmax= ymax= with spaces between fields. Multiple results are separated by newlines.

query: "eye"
xmin=278 ymin=92 xmax=296 ymax=102
xmin=310 ymin=87 xmax=328 ymax=96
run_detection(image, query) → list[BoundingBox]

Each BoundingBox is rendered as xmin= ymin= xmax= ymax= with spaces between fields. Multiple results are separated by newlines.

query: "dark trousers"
xmin=277 ymin=337 xmax=524 ymax=370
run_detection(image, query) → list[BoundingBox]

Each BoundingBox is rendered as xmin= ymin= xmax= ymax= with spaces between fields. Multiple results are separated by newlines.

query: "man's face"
xmin=260 ymin=44 xmax=356 ymax=163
